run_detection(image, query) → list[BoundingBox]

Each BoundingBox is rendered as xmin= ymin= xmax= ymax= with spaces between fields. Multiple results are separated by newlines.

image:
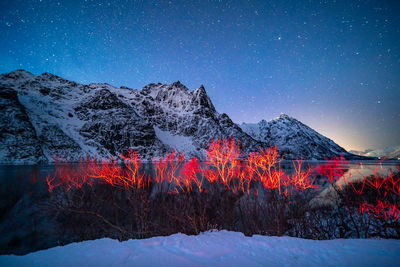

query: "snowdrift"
xmin=1 ymin=230 xmax=399 ymax=267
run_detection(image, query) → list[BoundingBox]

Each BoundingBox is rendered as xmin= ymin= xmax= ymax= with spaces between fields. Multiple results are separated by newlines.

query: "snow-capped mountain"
xmin=116 ymin=81 xmax=263 ymax=159
xmin=348 ymin=149 xmax=373 ymax=157
xmin=0 ymin=70 xmax=358 ymax=164
xmin=0 ymin=70 xmax=167 ymax=163
xmin=363 ymin=145 xmax=400 ymax=159
xmin=348 ymin=146 xmax=400 ymax=159
xmin=240 ymin=114 xmax=355 ymax=160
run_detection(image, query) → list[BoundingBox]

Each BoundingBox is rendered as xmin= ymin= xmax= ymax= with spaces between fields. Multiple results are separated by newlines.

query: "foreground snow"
xmin=1 ymin=231 xmax=400 ymax=267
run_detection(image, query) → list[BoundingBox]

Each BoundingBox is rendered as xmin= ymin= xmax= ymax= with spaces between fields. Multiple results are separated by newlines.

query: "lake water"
xmin=0 ymin=160 xmax=399 ymax=193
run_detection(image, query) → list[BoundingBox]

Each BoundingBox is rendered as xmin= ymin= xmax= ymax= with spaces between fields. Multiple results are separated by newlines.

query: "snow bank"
xmin=1 ymin=230 xmax=400 ymax=266
xmin=154 ymin=126 xmax=196 ymax=153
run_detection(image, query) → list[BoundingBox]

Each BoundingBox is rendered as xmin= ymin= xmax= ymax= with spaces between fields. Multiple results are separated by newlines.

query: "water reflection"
xmin=0 ymin=161 xmax=399 ymax=194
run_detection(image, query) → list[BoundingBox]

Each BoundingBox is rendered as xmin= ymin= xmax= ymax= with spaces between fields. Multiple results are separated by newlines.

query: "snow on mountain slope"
xmin=116 ymin=81 xmax=263 ymax=158
xmin=388 ymin=147 xmax=400 ymax=159
xmin=0 ymin=69 xmax=358 ymax=163
xmin=348 ymin=149 xmax=373 ymax=157
xmin=241 ymin=114 xmax=353 ymax=160
xmin=1 ymin=230 xmax=399 ymax=267
xmin=0 ymin=86 xmax=45 ymax=164
xmin=154 ymin=126 xmax=199 ymax=157
xmin=0 ymin=70 xmax=261 ymax=163
xmin=365 ymin=145 xmax=400 ymax=159
xmin=0 ymin=70 xmax=166 ymax=163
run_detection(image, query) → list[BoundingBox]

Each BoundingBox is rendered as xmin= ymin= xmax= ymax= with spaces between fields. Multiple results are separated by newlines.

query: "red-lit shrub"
xmin=45 ymin=138 xmax=400 ymax=242
xmin=179 ymin=157 xmax=203 ymax=192
xmin=291 ymin=159 xmax=317 ymax=191
xmin=152 ymin=150 xmax=185 ymax=193
xmin=316 ymin=155 xmax=348 ymax=189
xmin=204 ymin=138 xmax=240 ymax=187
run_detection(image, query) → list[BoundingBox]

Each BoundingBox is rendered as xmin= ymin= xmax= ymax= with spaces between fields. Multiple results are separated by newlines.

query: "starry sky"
xmin=0 ymin=0 xmax=399 ymax=151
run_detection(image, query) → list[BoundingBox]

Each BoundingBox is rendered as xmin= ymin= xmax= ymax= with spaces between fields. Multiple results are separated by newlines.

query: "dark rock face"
xmin=38 ymin=125 xmax=83 ymax=161
xmin=0 ymin=86 xmax=45 ymax=164
xmin=75 ymin=89 xmax=165 ymax=158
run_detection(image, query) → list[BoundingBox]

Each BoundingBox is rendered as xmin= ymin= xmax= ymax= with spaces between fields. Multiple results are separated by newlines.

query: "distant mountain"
xmin=240 ymin=114 xmax=359 ymax=160
xmin=348 ymin=149 xmax=373 ymax=157
xmin=363 ymin=145 xmax=400 ymax=159
xmin=0 ymin=70 xmax=360 ymax=164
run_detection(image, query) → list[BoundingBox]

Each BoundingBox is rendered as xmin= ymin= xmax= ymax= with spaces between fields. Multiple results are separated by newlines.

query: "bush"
xmin=46 ymin=139 xmax=400 ymax=242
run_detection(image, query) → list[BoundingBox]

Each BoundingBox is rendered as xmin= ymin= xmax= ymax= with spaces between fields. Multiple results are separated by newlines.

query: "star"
xmin=0 ymin=0 xmax=398 ymax=151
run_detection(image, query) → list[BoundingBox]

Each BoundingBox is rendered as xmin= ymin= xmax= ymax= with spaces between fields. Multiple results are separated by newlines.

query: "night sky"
xmin=1 ymin=0 xmax=399 ymax=151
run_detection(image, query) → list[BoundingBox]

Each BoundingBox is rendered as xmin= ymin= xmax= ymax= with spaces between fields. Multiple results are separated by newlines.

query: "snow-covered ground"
xmin=1 ymin=231 xmax=399 ymax=267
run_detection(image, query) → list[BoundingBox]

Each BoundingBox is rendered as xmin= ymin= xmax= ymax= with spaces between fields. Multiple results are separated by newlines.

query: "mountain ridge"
xmin=0 ymin=69 xmax=362 ymax=164
xmin=240 ymin=114 xmax=353 ymax=160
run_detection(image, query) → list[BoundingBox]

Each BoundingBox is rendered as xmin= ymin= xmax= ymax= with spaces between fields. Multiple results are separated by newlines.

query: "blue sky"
xmin=1 ymin=0 xmax=399 ymax=150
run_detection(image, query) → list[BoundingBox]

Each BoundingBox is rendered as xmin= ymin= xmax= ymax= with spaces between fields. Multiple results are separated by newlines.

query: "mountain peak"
xmin=259 ymin=119 xmax=268 ymax=124
xmin=192 ymin=85 xmax=216 ymax=112
xmin=172 ymin=80 xmax=182 ymax=86
xmin=170 ymin=80 xmax=188 ymax=90
xmin=241 ymin=114 xmax=350 ymax=159
xmin=278 ymin=113 xmax=290 ymax=119
xmin=196 ymin=85 xmax=208 ymax=95
xmin=39 ymin=72 xmax=64 ymax=80
xmin=1 ymin=69 xmax=35 ymax=81
xmin=0 ymin=70 xmax=358 ymax=162
xmin=10 ymin=69 xmax=33 ymax=75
